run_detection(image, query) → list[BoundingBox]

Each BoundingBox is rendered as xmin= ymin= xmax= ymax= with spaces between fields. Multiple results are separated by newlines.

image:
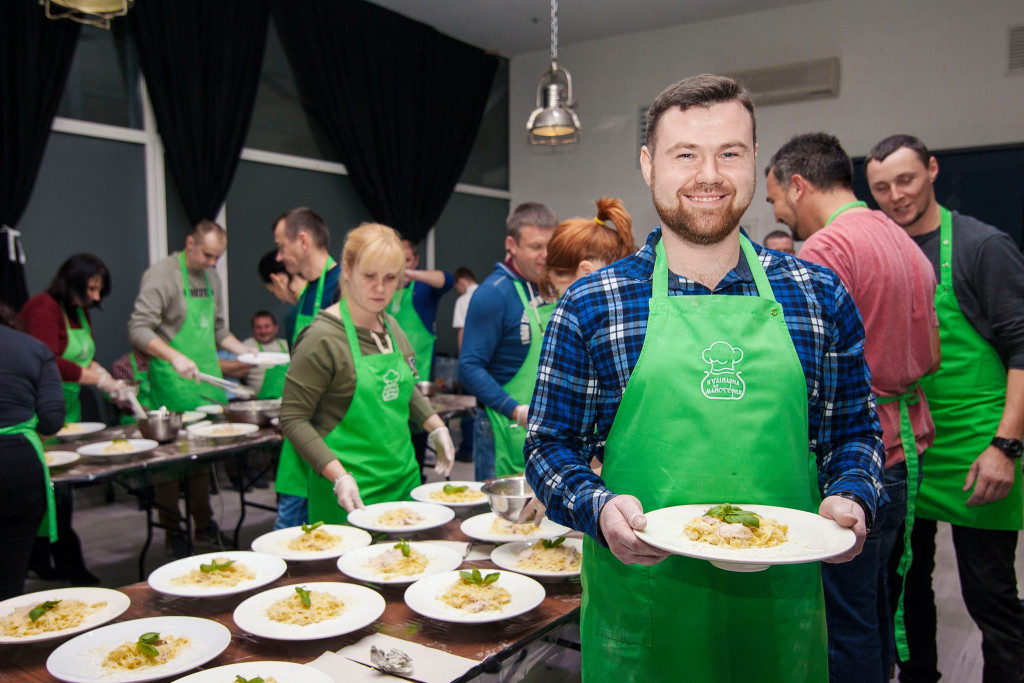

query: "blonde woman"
xmin=280 ymin=223 xmax=455 ymax=524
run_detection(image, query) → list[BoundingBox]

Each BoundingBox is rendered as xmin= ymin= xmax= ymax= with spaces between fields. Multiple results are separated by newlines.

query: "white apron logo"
xmin=700 ymin=341 xmax=745 ymax=400
xmin=381 ymin=368 xmax=400 ymax=402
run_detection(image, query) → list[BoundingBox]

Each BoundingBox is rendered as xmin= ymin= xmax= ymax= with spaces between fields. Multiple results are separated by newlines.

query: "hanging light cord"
xmin=550 ymin=0 xmax=559 ymax=68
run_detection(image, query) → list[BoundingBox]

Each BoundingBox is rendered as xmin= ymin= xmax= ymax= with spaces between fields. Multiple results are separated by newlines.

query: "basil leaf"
xmin=459 ymin=568 xmax=485 ymax=585
xmin=137 ymin=642 xmax=160 ymax=658
xmin=458 ymin=570 xmax=476 ymax=583
xmin=295 ymin=586 xmax=312 ymax=608
xmin=301 ymin=521 xmax=324 ymax=534
xmin=541 ymin=536 xmax=566 ymax=549
xmin=236 ymin=677 xmax=265 ymax=683
xmin=482 ymin=572 xmax=500 ymax=585
xmin=28 ymin=600 xmax=61 ymax=622
xmin=723 ymin=511 xmax=761 ymax=528
xmin=442 ymin=484 xmax=468 ymax=494
xmin=138 ymin=632 xmax=161 ymax=643
xmin=393 ymin=539 xmax=411 ymax=557
xmin=200 ymin=558 xmax=236 ymax=573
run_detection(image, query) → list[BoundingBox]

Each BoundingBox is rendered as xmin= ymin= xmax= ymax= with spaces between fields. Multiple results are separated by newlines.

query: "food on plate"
xmin=429 ymin=483 xmax=484 ymax=504
xmin=234 ymin=677 xmax=278 ymax=683
xmin=0 ymin=599 xmax=107 ymax=637
xmin=682 ymin=504 xmax=788 ymax=549
xmin=439 ymin=568 xmax=511 ymax=613
xmin=489 ymin=516 xmax=540 ymax=536
xmin=57 ymin=422 xmax=87 ymax=435
xmin=103 ymin=438 xmax=135 ymax=454
xmin=170 ymin=557 xmax=255 ymax=587
xmin=376 ymin=507 xmax=425 ymax=527
xmin=209 ymin=424 xmax=246 ymax=436
xmin=285 ymin=520 xmax=341 ymax=552
xmin=103 ymin=631 xmax=189 ymax=671
xmin=362 ymin=540 xmax=429 ymax=578
xmin=265 ymin=586 xmax=344 ymax=626
xmin=516 ymin=537 xmax=581 ymax=572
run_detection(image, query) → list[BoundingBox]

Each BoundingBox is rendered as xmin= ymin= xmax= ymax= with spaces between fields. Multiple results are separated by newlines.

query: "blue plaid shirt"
xmin=524 ymin=227 xmax=885 ymax=545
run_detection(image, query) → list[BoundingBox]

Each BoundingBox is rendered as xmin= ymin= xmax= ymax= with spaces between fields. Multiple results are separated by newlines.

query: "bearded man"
xmin=523 ymin=74 xmax=884 ymax=683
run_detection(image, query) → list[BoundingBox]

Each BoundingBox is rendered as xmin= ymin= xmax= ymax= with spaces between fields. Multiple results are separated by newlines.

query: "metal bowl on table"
xmin=481 ymin=476 xmax=535 ymax=522
xmin=136 ymin=410 xmax=183 ymax=444
xmin=415 ymin=381 xmax=440 ymax=397
xmin=224 ymin=399 xmax=281 ymax=428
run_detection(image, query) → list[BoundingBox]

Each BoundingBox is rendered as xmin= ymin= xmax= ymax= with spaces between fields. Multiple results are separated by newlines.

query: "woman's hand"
xmin=428 ymin=426 xmax=455 ymax=477
xmin=332 ymin=472 xmax=364 ymax=512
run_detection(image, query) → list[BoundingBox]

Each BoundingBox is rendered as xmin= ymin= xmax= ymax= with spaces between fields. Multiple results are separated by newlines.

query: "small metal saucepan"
xmin=481 ymin=476 xmax=535 ymax=522
xmin=136 ymin=410 xmax=183 ymax=444
xmin=224 ymin=399 xmax=281 ymax=428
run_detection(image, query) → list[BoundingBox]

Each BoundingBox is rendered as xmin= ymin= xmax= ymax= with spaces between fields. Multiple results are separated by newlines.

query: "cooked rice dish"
xmin=489 ymin=517 xmax=541 ymax=536
xmin=439 ymin=579 xmax=511 ymax=613
xmin=285 ymin=527 xmax=341 ymax=552
xmin=362 ymin=547 xmax=429 ymax=578
xmin=376 ymin=507 xmax=426 ymax=527
xmin=265 ymin=591 xmax=344 ymax=626
xmin=516 ymin=544 xmax=582 ymax=572
xmin=103 ymin=635 xmax=190 ymax=670
xmin=0 ymin=599 xmax=106 ymax=637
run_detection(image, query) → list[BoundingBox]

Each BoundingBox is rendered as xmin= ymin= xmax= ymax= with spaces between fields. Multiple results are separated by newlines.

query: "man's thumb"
xmin=621 ymin=497 xmax=647 ymax=530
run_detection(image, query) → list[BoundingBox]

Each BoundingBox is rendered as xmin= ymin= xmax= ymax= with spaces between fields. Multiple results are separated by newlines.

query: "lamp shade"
xmin=526 ymin=66 xmax=580 ymax=145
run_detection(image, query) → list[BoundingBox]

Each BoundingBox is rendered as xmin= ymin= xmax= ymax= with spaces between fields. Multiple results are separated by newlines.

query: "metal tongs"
xmin=121 ymin=384 xmax=149 ymax=421
xmin=197 ymin=372 xmax=256 ymax=399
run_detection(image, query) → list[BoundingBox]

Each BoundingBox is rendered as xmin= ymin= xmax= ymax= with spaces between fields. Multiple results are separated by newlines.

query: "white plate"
xmin=346 ymin=501 xmax=455 ymax=534
xmin=180 ymin=410 xmax=205 ymax=424
xmin=490 ymin=538 xmax=584 ymax=578
xmin=45 ymin=615 xmax=230 ymax=683
xmin=636 ymin=503 xmax=857 ymax=572
xmin=55 ymin=422 xmax=106 ymax=442
xmin=174 ymin=660 xmax=334 ymax=683
xmin=77 ymin=439 xmax=159 ymax=462
xmin=195 ymin=404 xmax=224 ymax=415
xmin=251 ymin=524 xmax=372 ymax=562
xmin=459 ymin=512 xmax=570 ymax=543
xmin=188 ymin=422 xmax=260 ymax=439
xmin=232 ymin=581 xmax=385 ymax=641
xmin=147 ymin=551 xmax=287 ymax=598
xmin=0 ymin=587 xmax=130 ymax=644
xmin=238 ymin=351 xmax=290 ymax=367
xmin=45 ymin=450 xmax=81 ymax=468
xmin=404 ymin=569 xmax=545 ymax=624
xmin=336 ymin=541 xmax=464 ymax=585
xmin=410 ymin=480 xmax=487 ymax=508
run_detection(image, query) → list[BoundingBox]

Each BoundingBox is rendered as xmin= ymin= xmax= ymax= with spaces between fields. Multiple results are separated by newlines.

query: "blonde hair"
xmin=339 ymin=222 xmax=405 ymax=297
xmin=539 ymin=197 xmax=636 ymax=298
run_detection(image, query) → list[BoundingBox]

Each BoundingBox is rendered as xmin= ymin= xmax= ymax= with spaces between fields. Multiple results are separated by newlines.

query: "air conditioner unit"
xmin=726 ymin=58 xmax=840 ymax=106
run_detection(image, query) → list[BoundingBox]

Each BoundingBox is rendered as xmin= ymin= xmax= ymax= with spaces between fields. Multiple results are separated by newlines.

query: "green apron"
xmin=0 ymin=417 xmax=57 ymax=542
xmin=306 ymin=300 xmax=421 ymax=525
xmin=118 ymin=351 xmax=155 ymax=425
xmin=487 ymin=280 xmax=554 ymax=478
xmin=388 ymin=281 xmax=435 ymax=379
xmin=60 ymin=307 xmax=95 ymax=423
xmin=147 ymin=252 xmax=226 ymax=411
xmin=915 ymin=207 xmax=1022 ymax=530
xmin=275 ymin=257 xmax=335 ymax=499
xmin=256 ymin=339 xmax=289 ymax=400
xmin=580 ymin=235 xmax=827 ymax=682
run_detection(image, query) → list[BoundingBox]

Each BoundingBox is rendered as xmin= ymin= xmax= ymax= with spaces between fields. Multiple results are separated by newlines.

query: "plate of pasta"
xmin=45 ymin=615 xmax=230 ymax=683
xmin=45 ymin=450 xmax=81 ymax=468
xmin=188 ymin=422 xmax=260 ymax=441
xmin=174 ymin=660 xmax=334 ymax=683
xmin=346 ymin=501 xmax=455 ymax=534
xmin=250 ymin=521 xmax=372 ymax=561
xmin=459 ymin=512 xmax=571 ymax=543
xmin=77 ymin=438 xmax=159 ymax=462
xmin=490 ymin=537 xmax=584 ymax=578
xmin=636 ymin=503 xmax=857 ymax=572
xmin=404 ymin=569 xmax=546 ymax=624
xmin=232 ymin=582 xmax=386 ymax=641
xmin=147 ymin=550 xmax=287 ymax=597
xmin=336 ymin=540 xmax=464 ymax=585
xmin=55 ymin=422 xmax=107 ymax=442
xmin=410 ymin=480 xmax=488 ymax=508
xmin=0 ymin=587 xmax=130 ymax=644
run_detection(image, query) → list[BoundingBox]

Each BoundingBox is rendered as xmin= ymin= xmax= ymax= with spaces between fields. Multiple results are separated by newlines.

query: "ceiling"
xmin=368 ymin=0 xmax=822 ymax=57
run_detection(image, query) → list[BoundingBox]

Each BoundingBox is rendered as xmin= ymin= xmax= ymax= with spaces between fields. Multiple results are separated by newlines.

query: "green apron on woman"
xmin=60 ymin=307 xmax=95 ymax=423
xmin=580 ymin=235 xmax=827 ymax=682
xmin=276 ymin=257 xmax=335 ymax=499
xmin=147 ymin=253 xmax=225 ymax=411
xmin=388 ymin=281 xmax=435 ymax=380
xmin=0 ymin=417 xmax=57 ymax=542
xmin=256 ymin=339 xmax=289 ymax=400
xmin=486 ymin=280 xmax=554 ymax=478
xmin=306 ymin=301 xmax=421 ymax=525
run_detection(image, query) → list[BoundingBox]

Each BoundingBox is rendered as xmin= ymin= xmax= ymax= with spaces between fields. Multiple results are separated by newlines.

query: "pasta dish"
xmin=682 ymin=504 xmax=788 ymax=549
xmin=489 ymin=517 xmax=540 ymax=536
xmin=362 ymin=543 xmax=429 ymax=578
xmin=209 ymin=425 xmax=246 ymax=436
xmin=266 ymin=587 xmax=344 ymax=626
xmin=170 ymin=557 xmax=255 ymax=587
xmin=517 ymin=541 xmax=581 ymax=572
xmin=377 ymin=507 xmax=425 ymax=527
xmin=0 ymin=599 xmax=106 ymax=637
xmin=429 ymin=485 xmax=484 ymax=504
xmin=234 ymin=677 xmax=278 ymax=683
xmin=285 ymin=527 xmax=341 ymax=552
xmin=58 ymin=423 xmax=87 ymax=435
xmin=103 ymin=633 xmax=189 ymax=671
xmin=103 ymin=439 xmax=135 ymax=454
xmin=439 ymin=570 xmax=511 ymax=613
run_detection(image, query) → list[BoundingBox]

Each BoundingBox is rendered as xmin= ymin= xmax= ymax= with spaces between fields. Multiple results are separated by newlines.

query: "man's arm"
xmin=407 ymin=269 xmax=453 ymax=291
xmin=963 ymin=368 xmax=1023 ymax=505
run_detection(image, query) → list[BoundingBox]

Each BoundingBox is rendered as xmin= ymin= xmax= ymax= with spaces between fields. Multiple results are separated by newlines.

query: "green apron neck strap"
xmin=61 ymin=304 xmax=90 ymax=332
xmin=824 ymin=200 xmax=869 ymax=227
xmin=178 ymin=251 xmax=211 ymax=301
xmin=512 ymin=279 xmax=544 ymax=333
xmin=938 ymin=206 xmax=953 ymax=288
xmin=653 ymin=234 xmax=776 ymax=309
xmin=340 ymin=299 xmax=396 ymax=359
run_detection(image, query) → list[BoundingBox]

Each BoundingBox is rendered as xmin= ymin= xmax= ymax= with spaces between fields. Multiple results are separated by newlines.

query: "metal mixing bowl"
xmin=224 ymin=399 xmax=281 ymax=428
xmin=481 ymin=476 xmax=535 ymax=522
xmin=415 ymin=381 xmax=440 ymax=397
xmin=136 ymin=411 xmax=183 ymax=444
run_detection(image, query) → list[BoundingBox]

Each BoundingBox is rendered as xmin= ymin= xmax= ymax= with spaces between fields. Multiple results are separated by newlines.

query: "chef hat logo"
xmin=702 ymin=341 xmax=743 ymax=374
xmin=381 ymin=368 xmax=401 ymax=402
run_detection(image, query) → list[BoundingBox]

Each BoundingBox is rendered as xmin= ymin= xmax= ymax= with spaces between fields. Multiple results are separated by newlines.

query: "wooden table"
xmin=2 ymin=518 xmax=582 ymax=682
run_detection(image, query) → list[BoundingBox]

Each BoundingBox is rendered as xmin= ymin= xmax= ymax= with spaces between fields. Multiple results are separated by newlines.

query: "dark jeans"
xmin=823 ymin=463 xmax=908 ymax=683
xmin=0 ymin=435 xmax=47 ymax=600
xmin=898 ymin=518 xmax=1024 ymax=683
xmin=29 ymin=487 xmax=92 ymax=578
xmin=473 ymin=413 xmax=495 ymax=482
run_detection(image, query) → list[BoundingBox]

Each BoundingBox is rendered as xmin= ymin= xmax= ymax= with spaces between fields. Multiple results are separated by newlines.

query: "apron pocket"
xmin=583 ymin=545 xmax=653 ymax=647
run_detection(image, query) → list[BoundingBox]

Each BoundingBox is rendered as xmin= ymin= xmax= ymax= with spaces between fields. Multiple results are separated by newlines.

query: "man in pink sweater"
xmin=765 ymin=132 xmax=940 ymax=683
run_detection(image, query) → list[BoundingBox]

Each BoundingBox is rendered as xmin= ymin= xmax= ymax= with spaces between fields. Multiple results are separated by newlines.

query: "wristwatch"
xmin=991 ymin=437 xmax=1023 ymax=459
xmin=833 ymin=492 xmax=872 ymax=530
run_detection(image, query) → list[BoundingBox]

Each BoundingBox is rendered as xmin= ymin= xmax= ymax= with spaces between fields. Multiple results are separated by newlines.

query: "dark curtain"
xmin=131 ymin=0 xmax=269 ymax=225
xmin=0 ymin=1 xmax=80 ymax=309
xmin=274 ymin=0 xmax=499 ymax=244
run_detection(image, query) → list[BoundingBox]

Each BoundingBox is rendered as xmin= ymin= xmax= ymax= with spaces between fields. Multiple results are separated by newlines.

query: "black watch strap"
xmin=834 ymin=492 xmax=872 ymax=529
xmin=991 ymin=437 xmax=1023 ymax=459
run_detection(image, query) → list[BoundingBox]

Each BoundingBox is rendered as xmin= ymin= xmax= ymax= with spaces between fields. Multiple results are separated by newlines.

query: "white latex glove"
xmin=517 ymin=496 xmax=547 ymax=525
xmin=333 ymin=472 xmax=364 ymax=512
xmin=96 ymin=374 xmax=125 ymax=396
xmin=428 ymin=426 xmax=456 ymax=477
xmin=171 ymin=355 xmax=199 ymax=381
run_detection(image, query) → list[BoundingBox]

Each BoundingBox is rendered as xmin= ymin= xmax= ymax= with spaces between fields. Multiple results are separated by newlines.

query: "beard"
xmin=651 ymin=173 xmax=751 ymax=246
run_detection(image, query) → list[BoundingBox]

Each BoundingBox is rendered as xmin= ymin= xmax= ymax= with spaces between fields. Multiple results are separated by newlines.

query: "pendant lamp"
xmin=526 ymin=0 xmax=580 ymax=145
xmin=43 ymin=0 xmax=133 ymax=29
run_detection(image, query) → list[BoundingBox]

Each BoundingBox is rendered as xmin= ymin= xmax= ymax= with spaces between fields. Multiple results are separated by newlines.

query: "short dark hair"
xmin=274 ymin=207 xmax=330 ymax=251
xmin=764 ymin=229 xmax=793 ymax=242
xmin=0 ymin=301 xmax=22 ymax=330
xmin=645 ymin=74 xmax=756 ymax=151
xmin=767 ymin=132 xmax=853 ymax=191
xmin=867 ymin=134 xmax=932 ymax=167
xmin=506 ymin=202 xmax=557 ymax=240
xmin=190 ymin=219 xmax=225 ymax=242
xmin=257 ymin=249 xmax=289 ymax=284
xmin=48 ymin=253 xmax=111 ymax=309
xmin=251 ymin=309 xmax=277 ymax=326
xmin=454 ymin=267 xmax=476 ymax=282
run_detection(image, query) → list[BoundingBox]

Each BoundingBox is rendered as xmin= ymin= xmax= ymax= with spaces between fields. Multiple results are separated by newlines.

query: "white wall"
xmin=509 ymin=0 xmax=1024 ymax=242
